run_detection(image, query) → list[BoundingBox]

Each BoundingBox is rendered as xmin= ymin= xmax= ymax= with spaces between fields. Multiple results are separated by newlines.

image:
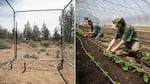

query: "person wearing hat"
xmin=106 ymin=15 xmax=142 ymax=63
xmin=84 ymin=20 xmax=104 ymax=39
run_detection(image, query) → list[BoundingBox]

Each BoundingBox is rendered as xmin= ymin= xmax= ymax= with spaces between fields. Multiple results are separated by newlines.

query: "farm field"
xmin=77 ymin=25 xmax=150 ymax=84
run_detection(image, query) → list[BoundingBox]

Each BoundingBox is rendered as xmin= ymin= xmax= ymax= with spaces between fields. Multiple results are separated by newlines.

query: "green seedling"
xmin=102 ymin=49 xmax=112 ymax=56
xmin=102 ymin=49 xmax=108 ymax=55
xmin=132 ymin=67 xmax=144 ymax=73
xmin=109 ymin=53 xmax=116 ymax=58
xmin=143 ymin=50 xmax=150 ymax=64
xmin=91 ymin=56 xmax=95 ymax=61
xmin=103 ymin=49 xmax=122 ymax=64
xmin=148 ymin=48 xmax=150 ymax=52
xmin=112 ymin=57 xmax=122 ymax=64
xmin=87 ymin=53 xmax=92 ymax=58
xmin=99 ymin=37 xmax=110 ymax=42
xmin=77 ymin=31 xmax=84 ymax=36
xmin=113 ymin=81 xmax=120 ymax=84
xmin=103 ymin=71 xmax=108 ymax=77
xmin=89 ymin=55 xmax=92 ymax=59
xmin=96 ymin=61 xmax=101 ymax=67
xmin=87 ymin=52 xmax=94 ymax=61
xmin=143 ymin=74 xmax=149 ymax=84
xmin=122 ymin=62 xmax=134 ymax=71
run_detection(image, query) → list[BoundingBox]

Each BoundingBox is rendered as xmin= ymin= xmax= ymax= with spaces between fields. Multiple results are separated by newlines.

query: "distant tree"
xmin=11 ymin=28 xmax=15 ymax=39
xmin=23 ymin=21 xmax=32 ymax=40
xmin=32 ymin=24 xmax=41 ymax=41
xmin=0 ymin=25 xmax=11 ymax=39
xmin=59 ymin=4 xmax=74 ymax=43
xmin=53 ymin=27 xmax=61 ymax=41
xmin=41 ymin=23 xmax=50 ymax=40
xmin=11 ymin=28 xmax=23 ymax=41
xmin=17 ymin=32 xmax=24 ymax=41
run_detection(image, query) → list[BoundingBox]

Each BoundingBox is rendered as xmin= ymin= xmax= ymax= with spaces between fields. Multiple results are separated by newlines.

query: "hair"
xmin=120 ymin=18 xmax=125 ymax=27
xmin=88 ymin=19 xmax=92 ymax=23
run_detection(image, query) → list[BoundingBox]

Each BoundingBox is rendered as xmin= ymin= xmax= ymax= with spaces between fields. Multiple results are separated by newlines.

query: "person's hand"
xmin=84 ymin=32 xmax=89 ymax=34
xmin=94 ymin=38 xmax=98 ymax=41
xmin=84 ymin=32 xmax=89 ymax=37
xmin=106 ymin=48 xmax=109 ymax=51
xmin=110 ymin=48 xmax=116 ymax=53
xmin=84 ymin=34 xmax=87 ymax=37
xmin=103 ymin=49 xmax=110 ymax=56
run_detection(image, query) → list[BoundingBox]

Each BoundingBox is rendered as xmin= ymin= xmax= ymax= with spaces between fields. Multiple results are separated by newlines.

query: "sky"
xmin=0 ymin=0 xmax=73 ymax=34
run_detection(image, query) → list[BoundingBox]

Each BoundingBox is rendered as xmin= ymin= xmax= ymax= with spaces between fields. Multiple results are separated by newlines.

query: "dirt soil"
xmin=63 ymin=44 xmax=75 ymax=65
xmin=0 ymin=42 xmax=74 ymax=84
xmin=77 ymin=34 xmax=146 ymax=84
xmin=76 ymin=37 xmax=112 ymax=84
xmin=60 ymin=62 xmax=75 ymax=84
xmin=0 ymin=61 xmax=66 ymax=84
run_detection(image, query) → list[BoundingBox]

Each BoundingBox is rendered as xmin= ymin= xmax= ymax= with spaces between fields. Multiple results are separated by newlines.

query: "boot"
xmin=134 ymin=51 xmax=142 ymax=64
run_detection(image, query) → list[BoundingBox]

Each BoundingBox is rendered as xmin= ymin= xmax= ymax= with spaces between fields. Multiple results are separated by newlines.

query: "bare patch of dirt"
xmin=0 ymin=61 xmax=65 ymax=84
xmin=0 ymin=41 xmax=74 ymax=84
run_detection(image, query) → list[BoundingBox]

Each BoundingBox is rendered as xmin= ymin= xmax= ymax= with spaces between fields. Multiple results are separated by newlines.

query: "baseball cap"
xmin=112 ymin=15 xmax=122 ymax=28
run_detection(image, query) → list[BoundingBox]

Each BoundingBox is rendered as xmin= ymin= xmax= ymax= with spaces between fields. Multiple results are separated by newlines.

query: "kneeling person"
xmin=106 ymin=15 xmax=142 ymax=63
xmin=85 ymin=20 xmax=104 ymax=39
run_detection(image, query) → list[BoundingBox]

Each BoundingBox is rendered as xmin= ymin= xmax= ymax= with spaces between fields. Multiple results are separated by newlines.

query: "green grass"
xmin=40 ymin=41 xmax=50 ymax=47
xmin=29 ymin=40 xmax=38 ymax=48
xmin=23 ymin=54 xmax=39 ymax=59
xmin=39 ymin=48 xmax=46 ymax=52
xmin=0 ymin=39 xmax=11 ymax=49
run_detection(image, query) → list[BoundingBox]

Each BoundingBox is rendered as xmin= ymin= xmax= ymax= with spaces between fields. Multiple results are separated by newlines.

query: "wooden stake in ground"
xmin=22 ymin=62 xmax=26 ymax=73
xmin=10 ymin=61 xmax=12 ymax=70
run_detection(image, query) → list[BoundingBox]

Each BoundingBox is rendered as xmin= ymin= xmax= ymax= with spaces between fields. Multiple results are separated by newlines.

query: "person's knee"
xmin=101 ymin=34 xmax=104 ymax=37
xmin=115 ymin=50 xmax=129 ymax=56
xmin=100 ymin=33 xmax=104 ymax=37
xmin=115 ymin=51 xmax=122 ymax=56
xmin=131 ymin=42 xmax=141 ymax=52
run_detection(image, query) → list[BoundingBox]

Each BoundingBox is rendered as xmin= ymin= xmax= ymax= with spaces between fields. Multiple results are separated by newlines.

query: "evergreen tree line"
xmin=0 ymin=22 xmax=61 ymax=41
xmin=0 ymin=25 xmax=12 ymax=39
xmin=0 ymin=4 xmax=74 ymax=43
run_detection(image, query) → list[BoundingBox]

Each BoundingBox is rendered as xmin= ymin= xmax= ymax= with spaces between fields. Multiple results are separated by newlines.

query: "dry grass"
xmin=0 ymin=41 xmax=74 ymax=84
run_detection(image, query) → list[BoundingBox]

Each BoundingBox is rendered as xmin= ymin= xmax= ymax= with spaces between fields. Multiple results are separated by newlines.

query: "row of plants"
xmin=77 ymin=35 xmax=119 ymax=84
xmin=103 ymin=49 xmax=149 ymax=84
xmin=77 ymin=27 xmax=112 ymax=42
xmin=77 ymin=27 xmax=149 ymax=83
xmin=98 ymin=37 xmax=111 ymax=42
xmin=78 ymin=25 xmax=91 ymax=32
xmin=143 ymin=49 xmax=150 ymax=67
xmin=87 ymin=53 xmax=120 ymax=84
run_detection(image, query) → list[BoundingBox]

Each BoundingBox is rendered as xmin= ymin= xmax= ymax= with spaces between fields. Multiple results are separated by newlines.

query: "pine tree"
xmin=23 ymin=21 xmax=32 ymax=40
xmin=53 ymin=27 xmax=61 ymax=41
xmin=41 ymin=23 xmax=50 ymax=40
xmin=32 ymin=24 xmax=41 ymax=41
